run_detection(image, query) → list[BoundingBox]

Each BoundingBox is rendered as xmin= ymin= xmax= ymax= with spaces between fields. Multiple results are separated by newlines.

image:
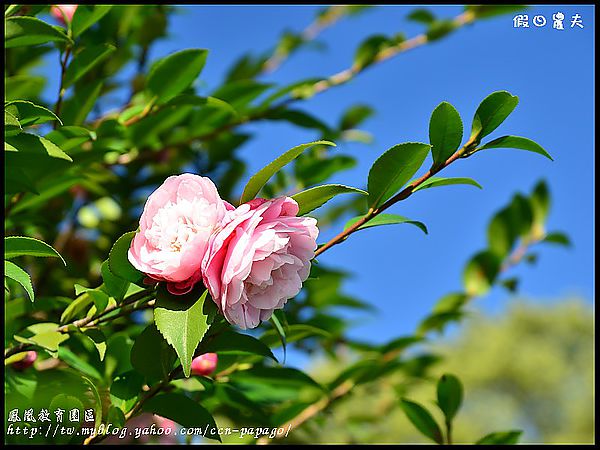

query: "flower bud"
xmin=11 ymin=351 xmax=37 ymax=371
xmin=50 ymin=5 xmax=78 ymax=24
xmin=191 ymin=353 xmax=218 ymax=376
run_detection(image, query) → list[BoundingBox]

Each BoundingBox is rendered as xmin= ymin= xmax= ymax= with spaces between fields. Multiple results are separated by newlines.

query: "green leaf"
xmin=4 ymin=166 xmax=38 ymax=194
xmin=413 ymin=176 xmax=482 ymax=192
xmin=232 ymin=366 xmax=323 ymax=391
xmin=292 ymin=184 xmax=367 ymax=216
xmin=432 ymin=292 xmax=468 ymax=314
xmin=5 ymin=260 xmax=34 ymax=302
xmin=426 ymin=19 xmax=457 ymax=41
xmin=437 ymin=373 xmax=463 ymax=422
xmin=110 ymin=371 xmax=144 ymax=413
xmin=340 ymin=104 xmax=374 ymax=130
xmin=470 ymin=91 xmax=519 ymax=142
xmin=131 ymin=323 xmax=177 ymax=382
xmin=295 ymin=154 xmax=356 ymax=186
xmin=463 ymin=251 xmax=502 ymax=296
xmin=202 ymin=330 xmax=276 ymax=361
xmin=380 ymin=336 xmax=423 ymax=354
xmin=354 ymin=35 xmax=391 ymax=68
xmin=100 ymin=261 xmax=129 ymax=301
xmin=83 ymin=329 xmax=107 ymax=361
xmin=429 ymin=101 xmax=463 ymax=167
xmin=5 ymin=133 xmax=72 ymax=161
xmin=163 ymin=94 xmax=237 ymax=117
xmin=501 ymin=277 xmax=519 ymax=293
xmin=418 ymin=311 xmax=465 ymax=336
xmin=57 ymin=347 xmax=103 ymax=380
xmin=264 ymin=108 xmax=330 ymax=133
xmin=367 ymin=142 xmax=431 ymax=208
xmin=147 ymin=49 xmax=209 ymax=104
xmin=107 ymin=405 xmax=126 ymax=428
xmin=399 ymin=398 xmax=444 ymax=444
xmin=476 ymin=135 xmax=553 ymax=160
xmin=143 ymin=393 xmax=221 ymax=442
xmin=476 ymin=430 xmax=522 ymax=445
xmin=5 ymin=100 xmax=62 ymax=127
xmin=14 ymin=323 xmax=69 ymax=357
xmin=4 ymin=5 xmax=23 ymax=17
xmin=63 ymin=44 xmax=116 ymax=88
xmin=10 ymin=175 xmax=80 ymax=214
xmin=5 ymin=16 xmax=71 ymax=48
xmin=487 ymin=194 xmax=533 ymax=258
xmin=60 ymin=294 xmax=93 ymax=324
xmin=408 ymin=9 xmax=436 ymax=24
xmin=4 ymin=236 xmax=66 ymax=265
xmin=240 ymin=140 xmax=335 ymax=204
xmin=270 ymin=311 xmax=287 ymax=362
xmin=82 ymin=288 xmax=109 ymax=312
xmin=257 ymin=78 xmax=322 ymax=108
xmin=212 ymin=80 xmax=272 ymax=110
xmin=345 ymin=213 xmax=428 ymax=235
xmin=60 ymin=79 xmax=103 ymax=125
xmin=108 ymin=232 xmax=144 ymax=285
xmin=543 ymin=232 xmax=571 ymax=246
xmin=530 ymin=180 xmax=550 ymax=226
xmin=5 ymin=110 xmax=21 ymax=136
xmin=49 ymin=394 xmax=85 ymax=423
xmin=45 ymin=126 xmax=96 ymax=152
xmin=154 ymin=285 xmax=216 ymax=377
xmin=71 ymin=5 xmax=113 ymax=37
xmin=214 ymin=384 xmax=271 ymax=422
xmin=260 ymin=324 xmax=330 ymax=348
xmin=5 ymin=75 xmax=46 ymax=102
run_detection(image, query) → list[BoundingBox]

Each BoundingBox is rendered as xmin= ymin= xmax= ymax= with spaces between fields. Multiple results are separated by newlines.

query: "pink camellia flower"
xmin=11 ymin=351 xmax=37 ymax=371
xmin=191 ymin=353 xmax=218 ymax=376
xmin=202 ymin=197 xmax=318 ymax=329
xmin=50 ymin=5 xmax=78 ymax=24
xmin=128 ymin=174 xmax=231 ymax=295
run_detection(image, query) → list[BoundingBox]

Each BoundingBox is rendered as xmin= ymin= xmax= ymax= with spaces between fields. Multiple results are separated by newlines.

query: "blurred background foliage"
xmin=287 ymin=299 xmax=594 ymax=444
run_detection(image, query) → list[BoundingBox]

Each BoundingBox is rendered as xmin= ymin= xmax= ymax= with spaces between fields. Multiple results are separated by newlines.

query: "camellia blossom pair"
xmin=128 ymin=174 xmax=318 ymax=329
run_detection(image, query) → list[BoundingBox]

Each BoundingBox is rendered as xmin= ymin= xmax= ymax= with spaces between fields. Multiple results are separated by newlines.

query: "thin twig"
xmin=261 ymin=5 xmax=348 ymax=74
xmin=257 ymin=380 xmax=355 ymax=445
xmin=4 ymin=342 xmax=33 ymax=359
xmin=91 ymin=9 xmax=478 ymax=166
xmin=93 ymin=299 xmax=155 ymax=326
xmin=308 ymin=10 xmax=475 ymax=97
xmin=4 ymin=290 xmax=154 ymax=359
xmin=315 ymin=138 xmax=475 ymax=257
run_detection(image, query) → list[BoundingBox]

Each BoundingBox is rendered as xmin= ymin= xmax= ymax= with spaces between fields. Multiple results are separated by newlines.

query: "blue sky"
xmin=41 ymin=5 xmax=594 ymax=349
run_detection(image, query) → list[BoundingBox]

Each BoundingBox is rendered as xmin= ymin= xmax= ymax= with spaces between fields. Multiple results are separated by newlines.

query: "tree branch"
xmin=4 ymin=289 xmax=154 ymax=359
xmin=261 ymin=5 xmax=349 ymax=74
xmin=92 ymin=9 xmax=478 ymax=166
xmin=315 ymin=137 xmax=475 ymax=257
xmin=257 ymin=233 xmax=544 ymax=444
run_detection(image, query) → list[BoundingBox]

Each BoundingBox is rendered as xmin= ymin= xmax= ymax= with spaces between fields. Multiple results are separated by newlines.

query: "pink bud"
xmin=11 ymin=351 xmax=37 ymax=371
xmin=191 ymin=353 xmax=218 ymax=376
xmin=50 ymin=5 xmax=78 ymax=24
